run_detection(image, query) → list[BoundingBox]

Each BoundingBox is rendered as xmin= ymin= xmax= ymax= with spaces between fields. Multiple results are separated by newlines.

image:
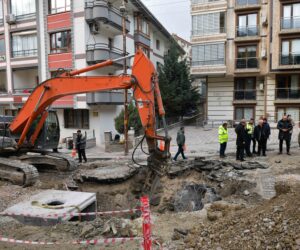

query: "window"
xmin=50 ymin=30 xmax=71 ymax=54
xmin=136 ymin=44 xmax=150 ymax=57
xmin=234 ymin=77 xmax=256 ymax=100
xmin=191 ymin=0 xmax=220 ymax=4
xmin=192 ymin=12 xmax=225 ymax=36
xmin=192 ymin=43 xmax=225 ymax=66
xmin=281 ymin=39 xmax=300 ymax=65
xmin=235 ymin=107 xmax=254 ymax=120
xmin=0 ymin=39 xmax=5 ymax=54
xmin=11 ymin=0 xmax=36 ymax=18
xmin=276 ymin=75 xmax=300 ymax=99
xmin=64 ymin=109 xmax=89 ymax=129
xmin=134 ymin=16 xmax=149 ymax=36
xmin=236 ymin=0 xmax=259 ymax=6
xmin=156 ymin=39 xmax=160 ymax=50
xmin=236 ymin=45 xmax=258 ymax=68
xmin=11 ymin=32 xmax=37 ymax=57
xmin=282 ymin=3 xmax=300 ymax=29
xmin=277 ymin=107 xmax=300 ymax=123
xmin=237 ymin=13 xmax=258 ymax=37
xmin=0 ymin=0 xmax=3 ymax=23
xmin=108 ymin=38 xmax=113 ymax=50
xmin=49 ymin=0 xmax=71 ymax=14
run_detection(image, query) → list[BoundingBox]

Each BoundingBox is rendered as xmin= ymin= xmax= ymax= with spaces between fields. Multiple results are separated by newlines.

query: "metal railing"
xmin=276 ymin=87 xmax=300 ymax=99
xmin=280 ymin=53 xmax=300 ymax=65
xmin=13 ymin=88 xmax=34 ymax=94
xmin=236 ymin=0 xmax=260 ymax=7
xmin=234 ymin=89 xmax=256 ymax=100
xmin=12 ymin=49 xmax=38 ymax=58
xmin=191 ymin=0 xmax=221 ymax=4
xmin=192 ymin=27 xmax=226 ymax=36
xmin=191 ymin=58 xmax=225 ymax=66
xmin=236 ymin=57 xmax=259 ymax=69
xmin=236 ymin=25 xmax=259 ymax=37
xmin=14 ymin=12 xmax=36 ymax=21
xmin=281 ymin=17 xmax=300 ymax=30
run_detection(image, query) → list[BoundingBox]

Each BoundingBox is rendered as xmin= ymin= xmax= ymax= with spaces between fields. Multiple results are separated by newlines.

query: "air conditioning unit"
xmin=6 ymin=14 xmax=16 ymax=24
xmin=261 ymin=49 xmax=267 ymax=59
xmin=0 ymin=55 xmax=6 ymax=62
xmin=90 ymin=22 xmax=100 ymax=34
xmin=262 ymin=15 xmax=268 ymax=26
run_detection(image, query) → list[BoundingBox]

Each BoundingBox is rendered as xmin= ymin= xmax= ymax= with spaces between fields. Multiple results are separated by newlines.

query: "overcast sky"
xmin=141 ymin=0 xmax=191 ymax=41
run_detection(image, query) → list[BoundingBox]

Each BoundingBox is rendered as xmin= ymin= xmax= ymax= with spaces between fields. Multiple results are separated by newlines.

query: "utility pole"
xmin=120 ymin=1 xmax=129 ymax=155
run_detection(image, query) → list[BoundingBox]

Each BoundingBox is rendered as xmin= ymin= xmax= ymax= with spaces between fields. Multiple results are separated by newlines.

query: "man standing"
xmin=277 ymin=115 xmax=293 ymax=155
xmin=235 ymin=119 xmax=247 ymax=161
xmin=245 ymin=118 xmax=254 ymax=156
xmin=254 ymin=120 xmax=268 ymax=156
xmin=218 ymin=122 xmax=228 ymax=158
xmin=173 ymin=127 xmax=187 ymax=161
xmin=76 ymin=130 xmax=87 ymax=163
xmin=263 ymin=118 xmax=271 ymax=151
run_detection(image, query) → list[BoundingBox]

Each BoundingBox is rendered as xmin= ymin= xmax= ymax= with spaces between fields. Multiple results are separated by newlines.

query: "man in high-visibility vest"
xmin=218 ymin=122 xmax=228 ymax=158
xmin=245 ymin=118 xmax=254 ymax=157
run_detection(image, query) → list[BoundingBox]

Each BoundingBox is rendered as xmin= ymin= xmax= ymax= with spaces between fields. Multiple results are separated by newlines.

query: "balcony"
xmin=236 ymin=57 xmax=259 ymax=69
xmin=134 ymin=32 xmax=150 ymax=47
xmin=280 ymin=53 xmax=300 ymax=66
xmin=191 ymin=58 xmax=225 ymax=66
xmin=86 ymin=43 xmax=130 ymax=67
xmin=236 ymin=26 xmax=259 ymax=37
xmin=281 ymin=17 xmax=300 ymax=32
xmin=234 ymin=89 xmax=256 ymax=101
xmin=276 ymin=88 xmax=300 ymax=100
xmin=85 ymin=0 xmax=130 ymax=33
xmin=12 ymin=49 xmax=38 ymax=58
xmin=235 ymin=0 xmax=260 ymax=10
xmin=192 ymin=27 xmax=226 ymax=37
xmin=87 ymin=91 xmax=131 ymax=105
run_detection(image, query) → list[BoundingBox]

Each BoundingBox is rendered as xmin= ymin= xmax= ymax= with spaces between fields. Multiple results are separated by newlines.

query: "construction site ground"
xmin=0 ymin=125 xmax=299 ymax=250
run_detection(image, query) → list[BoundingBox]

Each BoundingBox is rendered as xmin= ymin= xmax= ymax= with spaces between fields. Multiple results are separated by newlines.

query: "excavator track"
xmin=0 ymin=158 xmax=39 ymax=187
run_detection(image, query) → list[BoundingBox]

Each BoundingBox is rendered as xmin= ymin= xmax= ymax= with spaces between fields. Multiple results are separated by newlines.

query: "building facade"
xmin=0 ymin=0 xmax=177 ymax=145
xmin=191 ymin=0 xmax=300 ymax=123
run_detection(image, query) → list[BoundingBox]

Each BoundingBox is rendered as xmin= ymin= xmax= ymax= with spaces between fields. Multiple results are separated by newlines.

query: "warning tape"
xmin=0 ymin=207 xmax=141 ymax=219
xmin=0 ymin=236 xmax=143 ymax=245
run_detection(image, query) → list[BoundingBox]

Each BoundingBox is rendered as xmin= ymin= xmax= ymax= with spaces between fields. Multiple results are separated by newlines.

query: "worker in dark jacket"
xmin=263 ymin=118 xmax=271 ymax=151
xmin=235 ymin=119 xmax=247 ymax=161
xmin=76 ymin=130 xmax=87 ymax=163
xmin=245 ymin=118 xmax=254 ymax=157
xmin=277 ymin=115 xmax=293 ymax=155
xmin=173 ymin=127 xmax=187 ymax=161
xmin=254 ymin=120 xmax=268 ymax=156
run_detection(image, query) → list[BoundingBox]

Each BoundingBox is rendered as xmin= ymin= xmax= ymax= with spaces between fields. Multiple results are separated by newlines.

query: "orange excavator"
xmin=0 ymin=50 xmax=171 ymax=186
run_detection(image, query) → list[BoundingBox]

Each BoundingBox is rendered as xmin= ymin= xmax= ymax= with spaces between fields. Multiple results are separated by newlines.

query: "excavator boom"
xmin=9 ymin=50 xmax=170 ymax=159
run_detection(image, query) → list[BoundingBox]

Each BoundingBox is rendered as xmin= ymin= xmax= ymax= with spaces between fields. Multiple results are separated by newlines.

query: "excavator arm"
xmin=9 ymin=50 xmax=170 ymax=160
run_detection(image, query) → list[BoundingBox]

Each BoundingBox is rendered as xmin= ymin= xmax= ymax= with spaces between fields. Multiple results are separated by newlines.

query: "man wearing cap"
xmin=218 ymin=122 xmax=228 ymax=158
xmin=235 ymin=119 xmax=247 ymax=161
xmin=245 ymin=118 xmax=254 ymax=156
xmin=76 ymin=130 xmax=87 ymax=163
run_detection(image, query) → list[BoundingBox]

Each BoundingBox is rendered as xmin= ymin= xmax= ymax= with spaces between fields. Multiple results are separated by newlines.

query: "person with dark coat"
xmin=277 ymin=115 xmax=293 ymax=155
xmin=173 ymin=127 xmax=187 ymax=161
xmin=245 ymin=118 xmax=254 ymax=157
xmin=76 ymin=130 xmax=87 ymax=163
xmin=254 ymin=120 xmax=268 ymax=156
xmin=263 ymin=118 xmax=271 ymax=151
xmin=235 ymin=119 xmax=247 ymax=161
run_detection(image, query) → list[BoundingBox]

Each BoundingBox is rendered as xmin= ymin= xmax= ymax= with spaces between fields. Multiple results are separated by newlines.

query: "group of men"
xmin=218 ymin=115 xmax=295 ymax=161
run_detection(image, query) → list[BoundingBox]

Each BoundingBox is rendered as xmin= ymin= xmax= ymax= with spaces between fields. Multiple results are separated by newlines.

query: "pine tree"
xmin=158 ymin=42 xmax=200 ymax=118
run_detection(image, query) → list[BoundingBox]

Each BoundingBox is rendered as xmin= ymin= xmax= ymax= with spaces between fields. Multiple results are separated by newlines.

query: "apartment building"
xmin=191 ymin=0 xmax=300 ymax=123
xmin=0 ymin=0 xmax=179 ymax=146
xmin=172 ymin=33 xmax=192 ymax=64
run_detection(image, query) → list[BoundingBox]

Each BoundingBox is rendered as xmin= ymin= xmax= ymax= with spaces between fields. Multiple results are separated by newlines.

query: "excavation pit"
xmin=4 ymin=190 xmax=97 ymax=226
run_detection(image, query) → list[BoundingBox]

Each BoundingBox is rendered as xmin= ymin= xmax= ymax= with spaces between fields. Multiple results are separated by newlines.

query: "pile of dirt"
xmin=167 ymin=183 xmax=300 ymax=250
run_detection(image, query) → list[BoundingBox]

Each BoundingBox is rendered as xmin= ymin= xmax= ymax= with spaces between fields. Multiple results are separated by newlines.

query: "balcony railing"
xmin=281 ymin=17 xmax=300 ymax=30
xmin=234 ymin=89 xmax=256 ymax=100
xmin=276 ymin=88 xmax=300 ymax=99
xmin=280 ymin=53 xmax=300 ymax=65
xmin=12 ymin=49 xmax=38 ymax=58
xmin=236 ymin=57 xmax=259 ymax=69
xmin=236 ymin=25 xmax=259 ymax=37
xmin=235 ymin=0 xmax=260 ymax=7
xmin=191 ymin=58 xmax=225 ymax=66
xmin=13 ymin=88 xmax=34 ymax=94
xmin=192 ymin=27 xmax=226 ymax=36
xmin=191 ymin=0 xmax=221 ymax=4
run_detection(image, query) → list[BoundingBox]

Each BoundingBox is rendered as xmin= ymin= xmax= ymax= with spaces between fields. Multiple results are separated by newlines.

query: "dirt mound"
xmin=173 ymin=184 xmax=300 ymax=250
